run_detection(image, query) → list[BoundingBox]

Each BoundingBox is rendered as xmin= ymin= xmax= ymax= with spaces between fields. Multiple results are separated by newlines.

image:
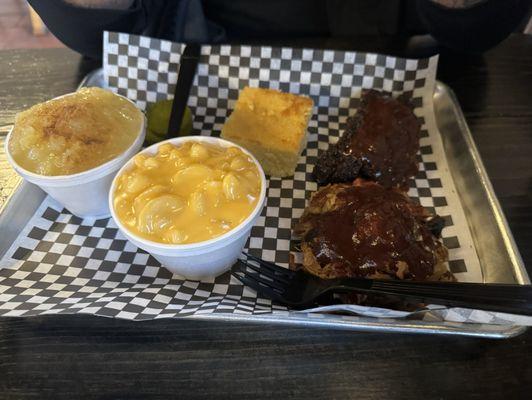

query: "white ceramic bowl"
xmin=5 ymin=92 xmax=146 ymax=219
xmin=109 ymin=136 xmax=267 ymax=281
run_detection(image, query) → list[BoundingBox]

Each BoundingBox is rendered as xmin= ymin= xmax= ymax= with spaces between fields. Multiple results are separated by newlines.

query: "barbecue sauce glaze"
xmin=313 ymin=90 xmax=421 ymax=190
xmin=300 ymin=182 xmax=443 ymax=280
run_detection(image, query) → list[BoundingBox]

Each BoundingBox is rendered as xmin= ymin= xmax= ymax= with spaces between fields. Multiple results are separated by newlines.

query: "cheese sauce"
xmin=113 ymin=141 xmax=261 ymax=244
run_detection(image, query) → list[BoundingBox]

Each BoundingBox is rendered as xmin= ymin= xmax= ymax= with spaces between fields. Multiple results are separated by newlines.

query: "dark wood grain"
xmin=0 ymin=35 xmax=531 ymax=400
xmin=1 ymin=315 xmax=530 ymax=400
xmin=0 ymin=48 xmax=99 ymax=127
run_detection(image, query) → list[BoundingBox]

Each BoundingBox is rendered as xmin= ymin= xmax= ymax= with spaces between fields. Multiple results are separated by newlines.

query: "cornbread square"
xmin=221 ymin=87 xmax=314 ymax=177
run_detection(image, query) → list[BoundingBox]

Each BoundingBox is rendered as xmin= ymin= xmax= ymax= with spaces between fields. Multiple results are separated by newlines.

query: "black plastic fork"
xmin=232 ymin=253 xmax=532 ymax=315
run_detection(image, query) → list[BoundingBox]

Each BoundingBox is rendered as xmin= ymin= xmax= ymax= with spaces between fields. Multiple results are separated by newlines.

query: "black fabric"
xmin=417 ymin=0 xmax=531 ymax=53
xmin=27 ymin=0 xmax=170 ymax=59
xmin=29 ymin=0 xmax=530 ymax=59
xmin=202 ymin=0 xmax=329 ymax=38
xmin=325 ymin=0 xmax=402 ymax=36
xmin=180 ymin=0 xmax=226 ymax=43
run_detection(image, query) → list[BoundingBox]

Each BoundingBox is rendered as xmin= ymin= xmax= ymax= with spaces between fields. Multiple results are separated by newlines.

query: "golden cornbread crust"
xmin=221 ymin=87 xmax=313 ymax=177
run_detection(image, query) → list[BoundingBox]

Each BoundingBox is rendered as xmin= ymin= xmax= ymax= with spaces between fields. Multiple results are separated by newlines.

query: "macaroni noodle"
xmin=114 ymin=141 xmax=261 ymax=244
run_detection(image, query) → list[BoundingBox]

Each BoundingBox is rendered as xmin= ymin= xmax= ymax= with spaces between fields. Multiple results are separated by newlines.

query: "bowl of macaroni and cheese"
xmin=109 ymin=136 xmax=266 ymax=280
xmin=5 ymin=87 xmax=145 ymax=218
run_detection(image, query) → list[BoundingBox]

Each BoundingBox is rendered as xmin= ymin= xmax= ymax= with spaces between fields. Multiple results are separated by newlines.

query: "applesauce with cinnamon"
xmin=8 ymin=87 xmax=143 ymax=176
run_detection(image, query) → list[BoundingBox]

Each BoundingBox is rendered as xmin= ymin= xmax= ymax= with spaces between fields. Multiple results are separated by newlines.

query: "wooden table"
xmin=0 ymin=34 xmax=531 ymax=399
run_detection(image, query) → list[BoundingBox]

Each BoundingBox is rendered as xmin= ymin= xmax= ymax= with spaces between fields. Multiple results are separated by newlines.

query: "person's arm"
xmin=62 ymin=0 xmax=134 ymax=9
xmin=27 ymin=0 xmax=166 ymax=59
xmin=417 ymin=0 xmax=531 ymax=53
xmin=430 ymin=0 xmax=485 ymax=7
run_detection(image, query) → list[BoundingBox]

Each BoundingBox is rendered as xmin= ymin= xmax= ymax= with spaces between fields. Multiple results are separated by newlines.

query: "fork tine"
xmin=232 ymin=270 xmax=286 ymax=302
xmin=241 ymin=259 xmax=277 ymax=279
xmin=236 ymin=261 xmax=287 ymax=292
xmin=242 ymin=252 xmax=296 ymax=278
xmin=241 ymin=258 xmax=291 ymax=283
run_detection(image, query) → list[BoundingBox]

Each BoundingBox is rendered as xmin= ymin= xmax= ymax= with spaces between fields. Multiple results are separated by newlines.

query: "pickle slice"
xmin=146 ymin=99 xmax=193 ymax=144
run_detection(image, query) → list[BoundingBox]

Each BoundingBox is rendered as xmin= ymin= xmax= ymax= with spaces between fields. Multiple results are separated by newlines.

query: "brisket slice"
xmin=313 ymin=90 xmax=421 ymax=191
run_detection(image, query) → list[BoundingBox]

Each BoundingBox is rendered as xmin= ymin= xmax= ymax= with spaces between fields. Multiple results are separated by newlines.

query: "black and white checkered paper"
xmin=4 ymin=31 xmax=527 ymax=327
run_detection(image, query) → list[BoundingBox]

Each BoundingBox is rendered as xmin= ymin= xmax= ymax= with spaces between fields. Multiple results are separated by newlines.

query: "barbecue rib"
xmin=294 ymin=180 xmax=453 ymax=282
xmin=313 ymin=90 xmax=421 ymax=190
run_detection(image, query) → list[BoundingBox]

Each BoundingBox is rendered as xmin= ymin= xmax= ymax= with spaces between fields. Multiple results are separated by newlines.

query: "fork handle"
xmin=331 ymin=279 xmax=532 ymax=316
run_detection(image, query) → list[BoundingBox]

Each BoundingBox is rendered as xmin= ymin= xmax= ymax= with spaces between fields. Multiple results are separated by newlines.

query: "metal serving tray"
xmin=0 ymin=69 xmax=528 ymax=338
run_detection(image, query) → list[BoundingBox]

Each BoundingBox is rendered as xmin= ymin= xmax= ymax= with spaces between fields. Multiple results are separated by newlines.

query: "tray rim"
xmin=434 ymin=81 xmax=528 ymax=286
xmin=0 ymin=68 xmax=527 ymax=339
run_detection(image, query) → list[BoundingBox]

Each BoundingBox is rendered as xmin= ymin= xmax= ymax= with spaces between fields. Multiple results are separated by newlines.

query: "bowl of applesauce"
xmin=109 ymin=136 xmax=266 ymax=280
xmin=5 ymin=87 xmax=145 ymax=218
